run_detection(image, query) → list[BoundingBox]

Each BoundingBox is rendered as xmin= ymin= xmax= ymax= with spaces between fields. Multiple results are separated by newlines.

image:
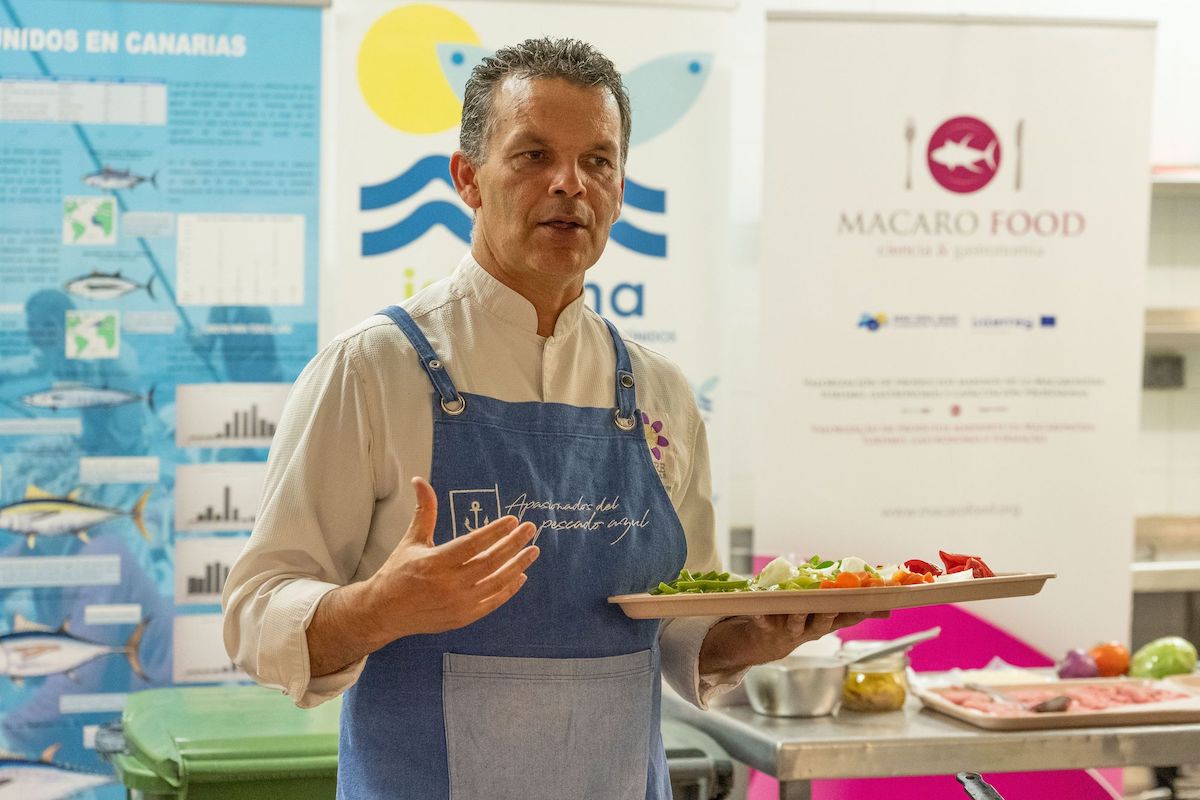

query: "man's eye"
xmin=524 ymin=151 xmax=545 ymax=161
xmin=590 ymin=157 xmax=612 ymax=168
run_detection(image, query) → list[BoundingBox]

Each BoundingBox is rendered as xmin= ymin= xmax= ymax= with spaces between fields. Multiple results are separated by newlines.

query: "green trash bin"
xmin=97 ymin=685 xmax=340 ymax=800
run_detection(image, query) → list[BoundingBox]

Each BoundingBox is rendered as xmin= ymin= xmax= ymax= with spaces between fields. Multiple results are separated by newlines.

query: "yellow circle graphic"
xmin=357 ymin=4 xmax=480 ymax=134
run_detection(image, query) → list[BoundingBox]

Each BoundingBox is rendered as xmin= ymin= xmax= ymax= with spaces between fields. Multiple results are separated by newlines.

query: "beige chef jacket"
xmin=223 ymin=253 xmax=740 ymax=709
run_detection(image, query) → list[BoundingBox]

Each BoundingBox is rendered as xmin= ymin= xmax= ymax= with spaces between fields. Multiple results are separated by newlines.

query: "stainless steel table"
xmin=663 ymin=691 xmax=1200 ymax=799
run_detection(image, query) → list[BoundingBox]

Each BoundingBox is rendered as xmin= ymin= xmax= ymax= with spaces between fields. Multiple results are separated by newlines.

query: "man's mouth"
xmin=540 ymin=216 xmax=586 ymax=230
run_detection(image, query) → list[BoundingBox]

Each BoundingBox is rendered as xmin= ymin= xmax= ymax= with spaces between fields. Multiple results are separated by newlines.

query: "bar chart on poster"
xmin=174 ymin=535 xmax=248 ymax=605
xmin=173 ymin=614 xmax=249 ymax=684
xmin=176 ymin=213 xmax=305 ymax=306
xmin=176 ymin=383 xmax=291 ymax=447
xmin=175 ymin=463 xmax=267 ymax=532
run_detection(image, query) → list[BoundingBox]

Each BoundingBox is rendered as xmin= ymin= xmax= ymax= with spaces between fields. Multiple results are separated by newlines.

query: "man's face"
xmin=456 ymin=76 xmax=624 ymax=284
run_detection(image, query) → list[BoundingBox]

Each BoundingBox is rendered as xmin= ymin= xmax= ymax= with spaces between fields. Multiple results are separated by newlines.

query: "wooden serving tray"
xmin=608 ymin=572 xmax=1055 ymax=619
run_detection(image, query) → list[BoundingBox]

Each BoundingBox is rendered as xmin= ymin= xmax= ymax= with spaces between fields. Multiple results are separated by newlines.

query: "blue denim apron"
xmin=337 ymin=305 xmax=688 ymax=800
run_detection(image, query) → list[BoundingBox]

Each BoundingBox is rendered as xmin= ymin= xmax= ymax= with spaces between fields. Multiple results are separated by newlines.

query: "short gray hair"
xmin=459 ymin=37 xmax=631 ymax=169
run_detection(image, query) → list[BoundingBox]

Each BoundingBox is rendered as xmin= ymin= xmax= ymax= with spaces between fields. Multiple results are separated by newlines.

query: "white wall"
xmin=1141 ymin=192 xmax=1200 ymax=526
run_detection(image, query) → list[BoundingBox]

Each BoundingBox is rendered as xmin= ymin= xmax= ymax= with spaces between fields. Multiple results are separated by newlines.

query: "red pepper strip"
xmin=904 ymin=558 xmax=942 ymax=576
xmin=939 ymin=550 xmax=975 ymax=570
xmin=946 ymin=564 xmax=967 ymax=574
xmin=965 ymin=557 xmax=995 ymax=578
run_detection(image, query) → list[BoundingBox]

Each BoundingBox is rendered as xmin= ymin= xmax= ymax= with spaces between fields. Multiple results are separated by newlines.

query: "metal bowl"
xmin=744 ymin=655 xmax=845 ymax=717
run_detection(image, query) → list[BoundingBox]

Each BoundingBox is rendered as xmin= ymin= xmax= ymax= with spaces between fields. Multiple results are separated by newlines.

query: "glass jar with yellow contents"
xmin=841 ymin=650 xmax=908 ymax=712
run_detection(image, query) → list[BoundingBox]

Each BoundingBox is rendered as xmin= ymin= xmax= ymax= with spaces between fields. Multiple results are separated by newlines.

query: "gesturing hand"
xmin=364 ymin=477 xmax=540 ymax=641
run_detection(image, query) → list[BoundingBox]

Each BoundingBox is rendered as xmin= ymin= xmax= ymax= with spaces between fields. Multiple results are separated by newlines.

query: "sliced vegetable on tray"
xmin=648 ymin=551 xmax=998 ymax=595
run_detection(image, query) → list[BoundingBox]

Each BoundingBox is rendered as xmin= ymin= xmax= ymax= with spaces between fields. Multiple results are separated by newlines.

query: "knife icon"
xmin=905 ymin=118 xmax=915 ymax=190
xmin=1015 ymin=119 xmax=1024 ymax=191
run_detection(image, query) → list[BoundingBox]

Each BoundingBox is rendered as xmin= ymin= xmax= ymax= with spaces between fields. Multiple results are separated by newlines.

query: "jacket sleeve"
xmin=657 ymin=409 xmax=750 ymax=708
xmin=222 ymin=338 xmax=378 ymax=708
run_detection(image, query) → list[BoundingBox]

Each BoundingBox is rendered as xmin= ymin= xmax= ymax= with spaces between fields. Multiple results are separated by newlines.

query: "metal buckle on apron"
xmin=441 ymin=395 xmax=467 ymax=415
xmin=613 ymin=409 xmax=637 ymax=430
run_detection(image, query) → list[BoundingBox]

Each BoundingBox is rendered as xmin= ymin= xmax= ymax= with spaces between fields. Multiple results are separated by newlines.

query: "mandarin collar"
xmin=450 ymin=253 xmax=587 ymax=339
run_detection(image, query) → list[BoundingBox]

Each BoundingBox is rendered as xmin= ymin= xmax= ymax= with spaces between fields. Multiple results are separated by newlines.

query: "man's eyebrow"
xmin=508 ymin=133 xmax=551 ymax=149
xmin=505 ymin=134 xmax=618 ymax=153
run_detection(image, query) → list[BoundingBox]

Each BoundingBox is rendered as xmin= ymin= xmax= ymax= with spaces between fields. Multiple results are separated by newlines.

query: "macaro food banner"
xmin=758 ymin=10 xmax=1153 ymax=653
xmin=754 ymin=15 xmax=1152 ymax=797
xmin=330 ymin=0 xmax=734 ymax=551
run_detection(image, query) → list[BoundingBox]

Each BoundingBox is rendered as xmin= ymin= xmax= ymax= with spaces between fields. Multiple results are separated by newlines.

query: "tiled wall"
xmin=1140 ymin=193 xmax=1200 ymax=522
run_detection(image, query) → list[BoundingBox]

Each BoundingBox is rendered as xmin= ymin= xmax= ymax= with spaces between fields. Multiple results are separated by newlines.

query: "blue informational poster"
xmin=0 ymin=1 xmax=321 ymax=794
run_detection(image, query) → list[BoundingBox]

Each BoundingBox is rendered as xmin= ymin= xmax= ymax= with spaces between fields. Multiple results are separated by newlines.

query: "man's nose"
xmin=549 ymin=161 xmax=585 ymax=197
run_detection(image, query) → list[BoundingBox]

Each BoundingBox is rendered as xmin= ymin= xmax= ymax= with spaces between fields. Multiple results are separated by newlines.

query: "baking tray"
xmin=915 ymin=678 xmax=1200 ymax=730
xmin=608 ymin=572 xmax=1055 ymax=619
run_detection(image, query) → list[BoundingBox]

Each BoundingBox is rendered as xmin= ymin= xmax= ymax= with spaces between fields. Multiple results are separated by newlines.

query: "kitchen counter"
xmin=662 ymin=689 xmax=1200 ymax=800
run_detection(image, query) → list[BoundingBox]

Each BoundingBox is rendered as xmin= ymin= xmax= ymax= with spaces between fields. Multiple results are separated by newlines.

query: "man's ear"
xmin=450 ymin=151 xmax=482 ymax=209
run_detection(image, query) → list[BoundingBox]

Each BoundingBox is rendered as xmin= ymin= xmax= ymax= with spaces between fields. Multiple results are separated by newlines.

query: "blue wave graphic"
xmin=362 ymin=201 xmax=472 ymax=256
xmin=361 ymin=155 xmax=454 ymax=211
xmin=611 ymin=220 xmax=666 ymax=258
xmin=624 ymin=177 xmax=665 ymax=214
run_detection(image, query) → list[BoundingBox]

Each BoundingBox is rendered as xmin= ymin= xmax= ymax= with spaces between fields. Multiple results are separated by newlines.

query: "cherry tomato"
xmin=1089 ymin=641 xmax=1130 ymax=677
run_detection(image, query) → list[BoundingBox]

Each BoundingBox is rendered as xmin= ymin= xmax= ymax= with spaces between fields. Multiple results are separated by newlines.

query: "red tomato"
xmin=1089 ymin=642 xmax=1130 ymax=677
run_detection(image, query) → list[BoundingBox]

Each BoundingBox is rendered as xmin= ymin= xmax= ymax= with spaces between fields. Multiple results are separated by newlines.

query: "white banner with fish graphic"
xmin=331 ymin=0 xmax=734 ymax=554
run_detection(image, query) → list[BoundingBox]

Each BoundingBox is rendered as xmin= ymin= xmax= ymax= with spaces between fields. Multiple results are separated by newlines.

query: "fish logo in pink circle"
xmin=927 ymin=116 xmax=1001 ymax=194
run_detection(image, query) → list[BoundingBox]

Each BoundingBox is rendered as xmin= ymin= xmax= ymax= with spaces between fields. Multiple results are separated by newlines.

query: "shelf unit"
xmin=1152 ymin=166 xmax=1200 ymax=196
xmin=1146 ymin=308 xmax=1200 ymax=349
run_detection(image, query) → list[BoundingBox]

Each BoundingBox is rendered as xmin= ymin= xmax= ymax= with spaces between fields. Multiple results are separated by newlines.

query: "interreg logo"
xmin=355 ymin=4 xmax=712 ymax=260
xmin=858 ymin=313 xmax=888 ymax=332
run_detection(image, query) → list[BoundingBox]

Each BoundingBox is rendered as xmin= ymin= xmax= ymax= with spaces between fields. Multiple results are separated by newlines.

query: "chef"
xmin=223 ymin=37 xmax=871 ymax=800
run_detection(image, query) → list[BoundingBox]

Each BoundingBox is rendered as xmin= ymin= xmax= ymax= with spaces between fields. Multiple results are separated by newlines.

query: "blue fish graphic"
xmin=436 ymin=43 xmax=492 ymax=101
xmin=625 ymin=52 xmax=712 ymax=147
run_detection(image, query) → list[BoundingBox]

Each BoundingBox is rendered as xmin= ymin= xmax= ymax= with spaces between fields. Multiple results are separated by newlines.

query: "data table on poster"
xmin=0 ymin=78 xmax=167 ymax=125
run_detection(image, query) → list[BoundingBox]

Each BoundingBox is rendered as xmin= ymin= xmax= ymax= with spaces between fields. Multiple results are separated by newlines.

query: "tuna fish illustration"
xmin=624 ymin=52 xmax=713 ymax=146
xmin=21 ymin=383 xmax=155 ymax=412
xmin=82 ymin=166 xmax=157 ymax=191
xmin=0 ymin=744 xmax=113 ymax=799
xmin=65 ymin=270 xmax=155 ymax=301
xmin=436 ymin=43 xmax=493 ymax=102
xmin=435 ymin=48 xmax=713 ymax=146
xmin=0 ymin=615 xmax=148 ymax=684
xmin=0 ymin=485 xmax=152 ymax=549
xmin=930 ymin=135 xmax=998 ymax=173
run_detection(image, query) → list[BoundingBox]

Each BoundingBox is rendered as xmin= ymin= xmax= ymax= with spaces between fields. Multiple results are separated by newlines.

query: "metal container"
xmin=744 ymin=656 xmax=845 ymax=717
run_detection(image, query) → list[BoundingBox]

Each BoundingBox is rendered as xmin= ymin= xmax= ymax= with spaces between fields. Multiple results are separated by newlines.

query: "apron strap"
xmin=377 ymin=305 xmax=465 ymax=413
xmin=602 ymin=319 xmax=637 ymax=428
